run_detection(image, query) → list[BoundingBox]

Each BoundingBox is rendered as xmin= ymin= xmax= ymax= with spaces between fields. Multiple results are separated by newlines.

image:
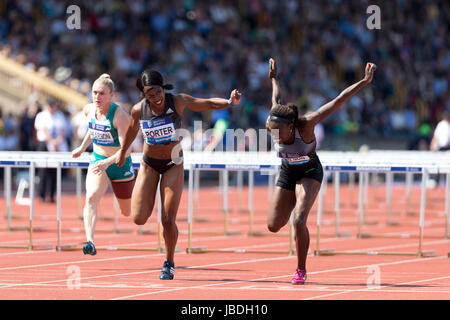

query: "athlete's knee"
xmin=267 ymin=220 xmax=283 ymax=233
xmin=133 ymin=215 xmax=147 ymax=225
xmin=121 ymin=209 xmax=131 ymax=217
xmin=161 ymin=214 xmax=177 ymax=229
xmin=85 ymin=193 xmax=100 ymax=209
xmin=294 ymin=213 xmax=308 ymax=229
xmin=117 ymin=200 xmax=131 ymax=217
xmin=132 ymin=210 xmax=149 ymax=225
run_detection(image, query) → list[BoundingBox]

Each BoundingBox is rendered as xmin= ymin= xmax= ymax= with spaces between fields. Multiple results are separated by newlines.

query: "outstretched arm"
xmin=72 ymin=131 xmax=92 ymax=158
xmin=303 ymin=62 xmax=376 ymax=127
xmin=117 ymin=103 xmax=142 ymax=167
xmin=268 ymin=58 xmax=281 ymax=108
xmin=174 ymin=89 xmax=242 ymax=114
xmin=266 ymin=58 xmax=282 ymax=132
xmin=72 ymin=104 xmax=92 ymax=158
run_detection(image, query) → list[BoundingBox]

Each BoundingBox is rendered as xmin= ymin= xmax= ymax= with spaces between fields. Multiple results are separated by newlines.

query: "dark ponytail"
xmin=286 ymin=103 xmax=298 ymax=122
xmin=136 ymin=78 xmax=144 ymax=92
xmin=136 ymin=69 xmax=174 ymax=92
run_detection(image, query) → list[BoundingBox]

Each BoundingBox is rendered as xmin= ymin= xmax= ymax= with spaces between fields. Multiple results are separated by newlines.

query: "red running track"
xmin=0 ymin=182 xmax=449 ymax=300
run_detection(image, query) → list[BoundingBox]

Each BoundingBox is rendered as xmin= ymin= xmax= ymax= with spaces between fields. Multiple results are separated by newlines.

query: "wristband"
xmin=228 ymin=98 xmax=233 ymax=106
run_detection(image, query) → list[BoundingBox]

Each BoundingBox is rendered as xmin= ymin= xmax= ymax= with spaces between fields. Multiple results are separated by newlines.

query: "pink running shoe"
xmin=291 ymin=269 xmax=307 ymax=285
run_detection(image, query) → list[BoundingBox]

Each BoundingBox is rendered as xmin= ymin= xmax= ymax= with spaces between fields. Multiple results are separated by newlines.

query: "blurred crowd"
xmin=0 ymin=0 xmax=449 ymax=152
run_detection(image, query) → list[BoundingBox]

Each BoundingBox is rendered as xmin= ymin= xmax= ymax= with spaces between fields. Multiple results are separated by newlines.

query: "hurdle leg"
xmin=223 ymin=170 xmax=229 ymax=235
xmin=357 ymin=172 xmax=364 ymax=238
xmin=445 ymin=173 xmax=449 ymax=239
xmin=334 ymin=171 xmax=340 ymax=237
xmin=76 ymin=167 xmax=83 ymax=220
xmin=5 ymin=166 xmax=12 ymax=231
xmin=363 ymin=172 xmax=369 ymax=223
xmin=405 ymin=172 xmax=413 ymax=216
xmin=268 ymin=171 xmax=274 ymax=201
xmin=248 ymin=170 xmax=254 ymax=235
xmin=314 ymin=174 xmax=325 ymax=255
xmin=418 ymin=168 xmax=427 ymax=256
xmin=386 ymin=172 xmax=393 ymax=223
xmin=349 ymin=172 xmax=356 ymax=208
xmin=193 ymin=169 xmax=200 ymax=221
xmin=417 ymin=168 xmax=436 ymax=257
xmin=28 ymin=162 xmax=35 ymax=250
xmin=186 ymin=167 xmax=194 ymax=253
xmin=237 ymin=170 xmax=244 ymax=212
xmin=56 ymin=162 xmax=62 ymax=250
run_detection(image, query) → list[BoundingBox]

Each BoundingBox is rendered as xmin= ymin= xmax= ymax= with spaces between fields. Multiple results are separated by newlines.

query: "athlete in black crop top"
xmin=117 ymin=69 xmax=241 ymax=280
xmin=266 ymin=58 xmax=376 ymax=284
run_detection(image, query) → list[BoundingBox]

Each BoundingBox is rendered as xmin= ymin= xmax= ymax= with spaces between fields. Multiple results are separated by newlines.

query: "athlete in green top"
xmin=72 ymin=74 xmax=135 ymax=255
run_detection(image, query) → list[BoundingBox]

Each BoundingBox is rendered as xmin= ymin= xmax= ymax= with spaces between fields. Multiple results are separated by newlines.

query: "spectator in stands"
xmin=0 ymin=1 xmax=448 ymax=150
xmin=430 ymin=110 xmax=450 ymax=151
xmin=19 ymin=101 xmax=40 ymax=151
xmin=0 ymin=109 xmax=19 ymax=151
xmin=34 ymin=97 xmax=68 ymax=202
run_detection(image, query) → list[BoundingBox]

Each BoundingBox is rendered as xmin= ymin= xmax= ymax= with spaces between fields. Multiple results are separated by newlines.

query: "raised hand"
xmin=363 ymin=62 xmax=376 ymax=83
xmin=268 ymin=58 xmax=277 ymax=79
xmin=229 ymin=89 xmax=242 ymax=105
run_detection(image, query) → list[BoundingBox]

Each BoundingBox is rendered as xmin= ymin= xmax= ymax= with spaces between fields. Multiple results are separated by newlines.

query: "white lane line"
xmin=0 ymin=255 xmax=294 ymax=289
xmin=110 ymin=255 xmax=447 ymax=300
xmin=303 ymin=274 xmax=450 ymax=300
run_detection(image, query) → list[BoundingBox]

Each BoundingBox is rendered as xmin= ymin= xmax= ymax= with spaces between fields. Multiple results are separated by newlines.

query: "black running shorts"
xmin=276 ymin=155 xmax=323 ymax=191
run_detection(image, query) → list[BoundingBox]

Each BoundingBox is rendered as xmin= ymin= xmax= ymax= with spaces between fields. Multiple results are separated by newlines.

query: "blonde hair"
xmin=93 ymin=73 xmax=115 ymax=92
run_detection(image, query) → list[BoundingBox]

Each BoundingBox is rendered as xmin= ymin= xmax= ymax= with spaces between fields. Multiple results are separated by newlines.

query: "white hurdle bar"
xmin=1 ymin=151 xmax=449 ymax=257
xmin=315 ymin=165 xmax=436 ymax=257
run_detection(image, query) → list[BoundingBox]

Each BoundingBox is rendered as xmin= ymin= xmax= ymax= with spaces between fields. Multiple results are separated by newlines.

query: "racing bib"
xmin=140 ymin=116 xmax=177 ymax=145
xmin=278 ymin=152 xmax=311 ymax=165
xmin=88 ymin=121 xmax=115 ymax=146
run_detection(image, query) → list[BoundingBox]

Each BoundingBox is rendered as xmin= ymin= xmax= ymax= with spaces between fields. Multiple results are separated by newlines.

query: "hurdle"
xmin=2 ymin=150 xmax=449 ymax=255
xmin=315 ymin=165 xmax=437 ymax=257
xmin=184 ymin=165 xmax=242 ymax=236
xmin=0 ymin=152 xmax=170 ymax=252
xmin=321 ymin=151 xmax=447 ymax=233
xmin=1 ymin=162 xmax=48 ymax=233
xmin=188 ymin=200 xmax=295 ymax=256
xmin=56 ymin=159 xmax=165 ymax=252
xmin=185 ymin=155 xmax=296 ymax=255
xmin=184 ymin=166 xmax=241 ymax=238
xmin=331 ymin=171 xmax=353 ymax=237
xmin=358 ymin=166 xmax=448 ymax=239
xmin=0 ymin=161 xmax=52 ymax=250
xmin=366 ymin=166 xmax=439 ymax=249
xmin=182 ymin=169 xmax=233 ymax=224
xmin=316 ymin=170 xmax=377 ymax=236
xmin=188 ymin=165 xmax=285 ymax=238
xmin=435 ymin=167 xmax=450 ymax=241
